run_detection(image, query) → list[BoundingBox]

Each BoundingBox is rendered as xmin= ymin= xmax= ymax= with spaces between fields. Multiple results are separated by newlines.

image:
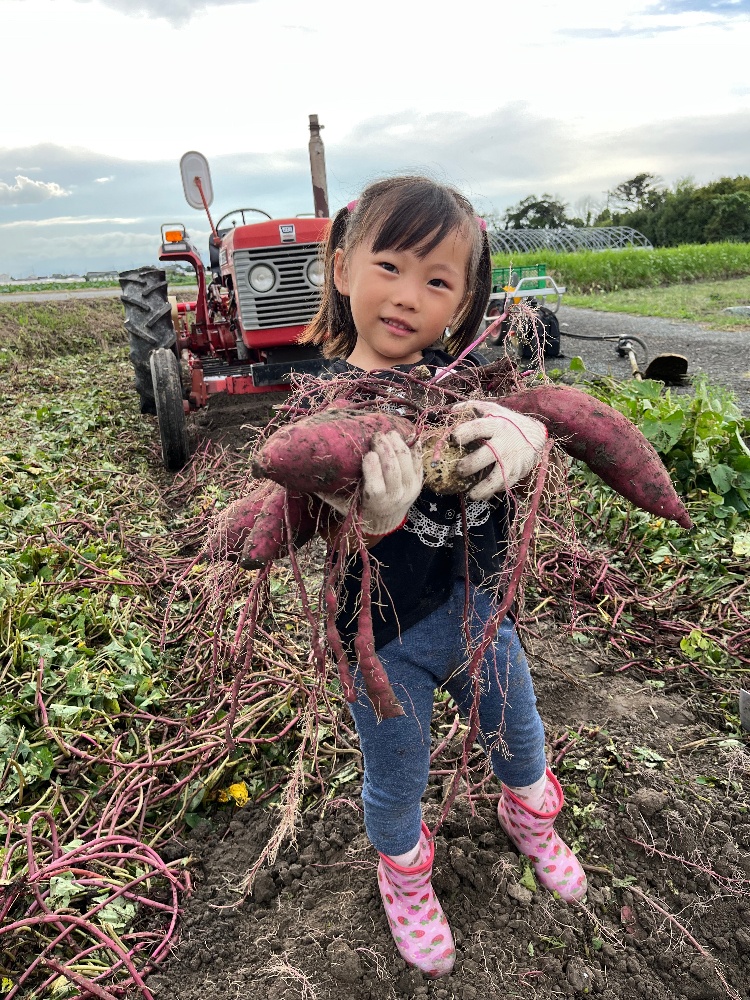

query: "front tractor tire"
xmin=119 ymin=267 xmax=176 ymax=414
xmin=150 ymin=348 xmax=190 ymax=471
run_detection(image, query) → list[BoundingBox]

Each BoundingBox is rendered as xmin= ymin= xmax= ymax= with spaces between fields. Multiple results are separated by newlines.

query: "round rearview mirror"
xmin=180 ymin=151 xmax=214 ymax=210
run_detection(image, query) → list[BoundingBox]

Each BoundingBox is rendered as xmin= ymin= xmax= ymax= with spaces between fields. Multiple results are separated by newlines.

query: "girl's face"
xmin=333 ymin=227 xmax=472 ymax=371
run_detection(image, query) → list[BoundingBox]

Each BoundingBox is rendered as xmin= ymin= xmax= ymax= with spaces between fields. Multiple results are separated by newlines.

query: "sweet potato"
xmin=495 ymin=385 xmax=692 ymax=529
xmin=254 ymin=389 xmax=691 ymax=529
xmin=251 ymin=408 xmax=416 ymax=495
xmin=240 ymin=486 xmax=322 ymax=569
xmin=206 ymin=483 xmax=274 ymax=560
xmin=206 ymin=482 xmax=321 ymax=565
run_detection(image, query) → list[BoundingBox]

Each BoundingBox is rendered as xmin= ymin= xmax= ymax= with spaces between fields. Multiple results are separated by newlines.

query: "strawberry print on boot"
xmin=497 ymin=768 xmax=587 ymax=902
xmin=377 ymin=822 xmax=455 ymax=978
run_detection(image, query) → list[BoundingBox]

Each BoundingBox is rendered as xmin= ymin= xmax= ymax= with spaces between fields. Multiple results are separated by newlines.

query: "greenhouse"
xmin=487 ymin=226 xmax=653 ymax=254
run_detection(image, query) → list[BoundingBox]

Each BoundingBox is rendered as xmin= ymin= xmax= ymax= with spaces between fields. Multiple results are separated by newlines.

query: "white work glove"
xmin=316 ymin=430 xmax=423 ymax=536
xmin=451 ymin=400 xmax=548 ymax=501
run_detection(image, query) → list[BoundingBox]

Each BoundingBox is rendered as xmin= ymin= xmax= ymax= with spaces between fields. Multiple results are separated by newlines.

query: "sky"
xmin=1 ymin=0 xmax=749 ymax=276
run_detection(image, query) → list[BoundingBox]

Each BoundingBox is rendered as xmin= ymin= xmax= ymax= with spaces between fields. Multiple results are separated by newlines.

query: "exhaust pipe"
xmin=308 ymin=114 xmax=329 ymax=219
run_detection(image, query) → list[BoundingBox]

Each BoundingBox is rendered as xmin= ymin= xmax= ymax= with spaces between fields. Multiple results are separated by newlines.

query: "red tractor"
xmin=119 ymin=122 xmax=331 ymax=470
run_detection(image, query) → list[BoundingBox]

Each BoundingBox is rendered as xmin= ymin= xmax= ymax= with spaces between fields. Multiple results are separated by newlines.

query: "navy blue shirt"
xmin=323 ymin=350 xmax=515 ymax=652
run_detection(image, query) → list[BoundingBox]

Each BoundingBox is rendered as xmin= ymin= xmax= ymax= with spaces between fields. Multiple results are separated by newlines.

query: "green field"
xmin=492 ymin=241 xmax=750 ymax=294
xmin=0 ymin=274 xmax=196 ymax=295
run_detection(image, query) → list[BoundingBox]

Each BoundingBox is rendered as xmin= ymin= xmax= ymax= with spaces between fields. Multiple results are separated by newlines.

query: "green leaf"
xmin=709 ymin=463 xmax=737 ymax=494
xmin=48 ymin=872 xmax=80 ymax=908
xmin=732 ymin=530 xmax=750 ymax=557
xmin=96 ymin=896 xmax=137 ymax=932
xmin=613 ymin=875 xmax=637 ymax=889
xmin=520 ymin=865 xmax=538 ymax=892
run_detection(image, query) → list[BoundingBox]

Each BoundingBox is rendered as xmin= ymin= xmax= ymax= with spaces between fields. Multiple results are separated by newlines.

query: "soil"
xmin=147 ymin=630 xmax=750 ymax=1000
xmin=147 ymin=329 xmax=750 ymax=1000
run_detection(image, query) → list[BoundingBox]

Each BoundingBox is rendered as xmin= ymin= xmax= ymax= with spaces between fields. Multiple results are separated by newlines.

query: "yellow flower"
xmin=218 ymin=781 xmax=249 ymax=807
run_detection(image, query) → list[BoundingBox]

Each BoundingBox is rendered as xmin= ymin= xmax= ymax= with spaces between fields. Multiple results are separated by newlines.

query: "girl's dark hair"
xmin=300 ymin=175 xmax=491 ymax=360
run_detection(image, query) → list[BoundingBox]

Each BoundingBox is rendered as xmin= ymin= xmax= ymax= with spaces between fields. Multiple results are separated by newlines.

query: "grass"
xmin=491 ymin=242 xmax=750 ymax=294
xmin=0 ymin=275 xmax=197 ymax=295
xmin=0 ymin=299 xmax=127 ymax=358
xmin=563 ymin=276 xmax=750 ymax=329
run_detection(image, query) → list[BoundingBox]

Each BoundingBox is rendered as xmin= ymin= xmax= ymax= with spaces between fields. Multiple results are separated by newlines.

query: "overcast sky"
xmin=1 ymin=0 xmax=749 ymax=276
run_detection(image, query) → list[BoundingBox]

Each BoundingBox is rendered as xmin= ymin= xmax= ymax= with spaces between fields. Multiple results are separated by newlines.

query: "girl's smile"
xmin=333 ymin=230 xmax=472 ymax=371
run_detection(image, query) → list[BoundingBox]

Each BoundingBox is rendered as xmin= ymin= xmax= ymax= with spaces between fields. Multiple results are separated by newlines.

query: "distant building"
xmin=85 ymin=270 xmax=119 ymax=282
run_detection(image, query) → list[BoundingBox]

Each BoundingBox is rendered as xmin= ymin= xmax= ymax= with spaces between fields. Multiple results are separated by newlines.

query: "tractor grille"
xmin=234 ymin=243 xmax=322 ymax=331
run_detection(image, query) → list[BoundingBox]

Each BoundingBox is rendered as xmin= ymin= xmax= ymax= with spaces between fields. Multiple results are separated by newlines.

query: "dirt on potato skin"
xmin=148 ymin=635 xmax=750 ymax=1000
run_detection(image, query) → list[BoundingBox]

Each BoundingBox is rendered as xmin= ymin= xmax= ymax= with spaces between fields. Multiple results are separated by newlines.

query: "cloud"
xmin=0 ymin=216 xmax=140 ymax=230
xmin=0 ymin=174 xmax=70 ymax=206
xmin=333 ymin=105 xmax=750 ymax=210
xmin=71 ymin=0 xmax=260 ymax=26
xmin=650 ymin=0 xmax=749 ymax=11
xmin=2 ymin=104 xmax=750 ymax=273
xmin=25 ymin=231 xmax=156 ymax=254
xmin=95 ymin=176 xmax=115 ymax=183
xmin=561 ymin=24 xmax=683 ymax=37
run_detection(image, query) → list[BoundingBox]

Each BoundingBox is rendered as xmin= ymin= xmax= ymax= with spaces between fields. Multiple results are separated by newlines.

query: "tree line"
xmin=495 ymin=174 xmax=750 ymax=246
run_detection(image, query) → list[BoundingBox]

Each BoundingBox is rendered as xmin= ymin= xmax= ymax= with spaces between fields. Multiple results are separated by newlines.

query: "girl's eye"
xmin=428 ymin=278 xmax=449 ymax=288
xmin=378 ymin=261 xmax=398 ymax=273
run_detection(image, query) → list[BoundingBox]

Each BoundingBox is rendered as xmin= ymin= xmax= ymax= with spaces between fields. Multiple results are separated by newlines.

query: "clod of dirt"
xmin=252 ymin=870 xmax=277 ymax=904
xmin=326 ymin=941 xmax=363 ymax=983
xmin=506 ymin=881 xmax=533 ymax=905
xmin=628 ymin=787 xmax=670 ymax=818
xmin=565 ymin=957 xmax=593 ymax=993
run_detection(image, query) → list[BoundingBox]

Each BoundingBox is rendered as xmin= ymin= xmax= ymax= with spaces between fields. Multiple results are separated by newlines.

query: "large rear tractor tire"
xmin=150 ymin=348 xmax=190 ymax=471
xmin=119 ymin=267 xmax=176 ymax=415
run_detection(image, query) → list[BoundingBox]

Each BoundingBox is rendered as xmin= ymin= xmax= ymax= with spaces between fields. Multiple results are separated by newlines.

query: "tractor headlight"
xmin=248 ymin=263 xmax=276 ymax=293
xmin=306 ymin=259 xmax=325 ymax=287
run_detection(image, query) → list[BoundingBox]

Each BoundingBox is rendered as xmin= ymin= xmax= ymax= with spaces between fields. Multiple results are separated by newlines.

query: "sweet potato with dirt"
xmin=240 ymin=486 xmax=322 ymax=569
xmin=495 ymin=385 xmax=692 ymax=529
xmin=255 ymin=389 xmax=690 ymax=528
xmin=206 ymin=482 xmax=321 ymax=565
xmin=251 ymin=408 xmax=416 ymax=496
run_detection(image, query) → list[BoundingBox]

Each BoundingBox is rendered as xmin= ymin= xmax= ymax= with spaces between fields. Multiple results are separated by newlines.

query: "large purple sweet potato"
xmin=495 ymin=385 xmax=692 ymax=528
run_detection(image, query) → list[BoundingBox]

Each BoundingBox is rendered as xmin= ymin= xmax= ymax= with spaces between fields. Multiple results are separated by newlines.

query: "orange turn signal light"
xmin=164 ymin=228 xmax=185 ymax=243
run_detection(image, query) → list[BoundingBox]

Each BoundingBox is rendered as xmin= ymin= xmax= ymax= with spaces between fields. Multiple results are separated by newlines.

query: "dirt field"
xmin=3 ymin=297 xmax=745 ymax=1000
xmin=147 ymin=626 xmax=750 ymax=1000
xmin=143 ymin=393 xmax=750 ymax=1000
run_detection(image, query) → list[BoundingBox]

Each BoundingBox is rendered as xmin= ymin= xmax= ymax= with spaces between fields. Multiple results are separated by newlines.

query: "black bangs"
xmin=367 ymin=182 xmax=468 ymax=258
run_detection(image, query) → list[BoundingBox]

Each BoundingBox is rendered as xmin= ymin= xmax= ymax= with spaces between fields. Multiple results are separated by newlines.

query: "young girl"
xmin=301 ymin=176 xmax=587 ymax=979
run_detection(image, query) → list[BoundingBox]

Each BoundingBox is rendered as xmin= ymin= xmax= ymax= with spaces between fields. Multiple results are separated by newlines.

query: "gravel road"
xmin=488 ymin=306 xmax=750 ymax=414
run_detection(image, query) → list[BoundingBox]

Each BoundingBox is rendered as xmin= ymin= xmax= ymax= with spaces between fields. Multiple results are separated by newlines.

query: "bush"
xmin=492 ymin=243 xmax=750 ymax=294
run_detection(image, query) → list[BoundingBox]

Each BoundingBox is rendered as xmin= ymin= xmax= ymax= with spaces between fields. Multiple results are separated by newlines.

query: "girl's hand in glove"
xmin=316 ymin=431 xmax=423 ymax=537
xmin=452 ymin=400 xmax=547 ymax=501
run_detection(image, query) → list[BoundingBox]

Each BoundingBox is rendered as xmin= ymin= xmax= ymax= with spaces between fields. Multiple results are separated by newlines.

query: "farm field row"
xmin=492 ymin=241 xmax=750 ymax=293
xmin=0 ymin=305 xmax=748 ymax=999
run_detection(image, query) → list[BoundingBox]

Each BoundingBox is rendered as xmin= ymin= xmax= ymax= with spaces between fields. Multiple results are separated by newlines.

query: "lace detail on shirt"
xmin=404 ymin=500 xmax=492 ymax=548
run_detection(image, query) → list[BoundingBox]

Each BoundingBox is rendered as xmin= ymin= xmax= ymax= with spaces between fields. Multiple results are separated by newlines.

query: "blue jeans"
xmin=348 ymin=580 xmax=547 ymax=856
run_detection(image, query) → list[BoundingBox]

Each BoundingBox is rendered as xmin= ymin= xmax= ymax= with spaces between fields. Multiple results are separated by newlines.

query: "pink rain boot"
xmin=498 ymin=768 xmax=587 ymax=901
xmin=377 ymin=822 xmax=455 ymax=978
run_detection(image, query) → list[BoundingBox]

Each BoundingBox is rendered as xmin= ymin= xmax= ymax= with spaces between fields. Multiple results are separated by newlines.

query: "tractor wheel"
xmin=150 ymin=348 xmax=190 ymax=471
xmin=119 ymin=267 xmax=176 ymax=414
